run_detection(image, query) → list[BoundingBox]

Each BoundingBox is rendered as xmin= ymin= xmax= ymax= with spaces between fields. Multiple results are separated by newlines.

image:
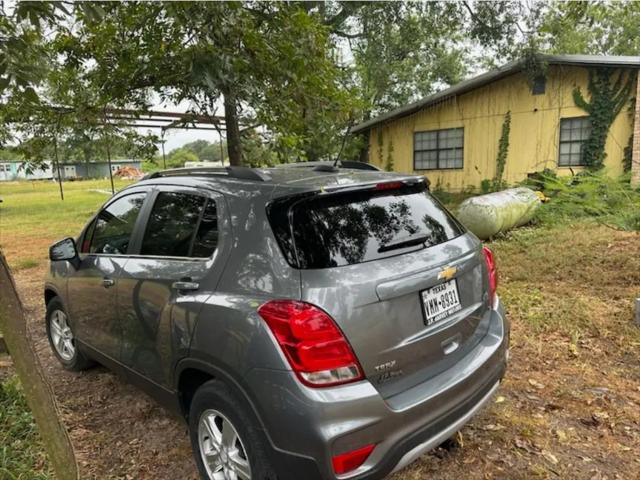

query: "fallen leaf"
xmin=542 ymin=450 xmax=559 ymax=465
xmin=528 ymin=378 xmax=545 ymax=389
xmin=555 ymin=429 xmax=568 ymax=442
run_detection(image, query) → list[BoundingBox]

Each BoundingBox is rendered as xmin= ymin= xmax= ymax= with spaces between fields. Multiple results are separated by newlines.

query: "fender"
xmin=173 ymin=357 xmax=269 ymax=432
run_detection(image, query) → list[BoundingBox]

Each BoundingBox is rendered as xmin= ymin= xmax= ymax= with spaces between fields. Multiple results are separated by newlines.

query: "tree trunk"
xmin=223 ymin=90 xmax=243 ymax=167
xmin=0 ymin=252 xmax=79 ymax=480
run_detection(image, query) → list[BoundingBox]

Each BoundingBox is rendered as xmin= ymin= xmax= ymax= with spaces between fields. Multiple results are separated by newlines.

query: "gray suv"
xmin=45 ymin=163 xmax=508 ymax=480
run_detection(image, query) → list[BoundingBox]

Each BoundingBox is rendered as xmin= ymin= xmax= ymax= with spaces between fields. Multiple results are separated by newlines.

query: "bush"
xmin=534 ymin=170 xmax=640 ymax=231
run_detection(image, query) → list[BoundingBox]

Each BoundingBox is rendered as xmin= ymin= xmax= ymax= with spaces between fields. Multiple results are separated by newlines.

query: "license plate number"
xmin=421 ymin=279 xmax=462 ymax=326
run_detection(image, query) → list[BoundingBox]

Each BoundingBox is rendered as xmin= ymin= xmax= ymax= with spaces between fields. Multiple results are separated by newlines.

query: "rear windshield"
xmin=268 ymin=183 xmax=464 ymax=269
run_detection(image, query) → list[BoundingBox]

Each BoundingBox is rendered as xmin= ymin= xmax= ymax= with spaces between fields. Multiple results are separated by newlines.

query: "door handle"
xmin=172 ymin=280 xmax=200 ymax=292
xmin=102 ymin=277 xmax=115 ymax=288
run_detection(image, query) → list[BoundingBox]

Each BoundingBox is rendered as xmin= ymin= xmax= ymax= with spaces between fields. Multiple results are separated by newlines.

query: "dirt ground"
xmin=5 ymin=219 xmax=640 ymax=479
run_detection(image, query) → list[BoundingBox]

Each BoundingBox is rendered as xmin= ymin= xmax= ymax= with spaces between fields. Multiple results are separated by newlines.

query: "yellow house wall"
xmin=369 ymin=65 xmax=635 ymax=191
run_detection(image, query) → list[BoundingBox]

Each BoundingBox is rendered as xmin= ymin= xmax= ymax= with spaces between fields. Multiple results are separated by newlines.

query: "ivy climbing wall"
xmin=369 ymin=65 xmax=636 ymax=191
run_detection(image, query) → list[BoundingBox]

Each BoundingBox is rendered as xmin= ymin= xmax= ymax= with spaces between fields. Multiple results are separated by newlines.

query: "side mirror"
xmin=49 ymin=237 xmax=79 ymax=268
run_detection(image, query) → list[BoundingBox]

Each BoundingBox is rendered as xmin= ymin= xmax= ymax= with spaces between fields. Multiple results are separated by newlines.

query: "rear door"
xmin=278 ymin=182 xmax=490 ymax=399
xmin=117 ymin=186 xmax=226 ymax=388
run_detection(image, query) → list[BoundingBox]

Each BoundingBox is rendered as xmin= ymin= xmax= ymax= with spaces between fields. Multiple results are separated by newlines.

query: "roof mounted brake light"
xmin=375 ymin=181 xmax=404 ymax=191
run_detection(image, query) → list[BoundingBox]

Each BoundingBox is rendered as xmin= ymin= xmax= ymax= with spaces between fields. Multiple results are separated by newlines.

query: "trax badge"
xmin=438 ymin=266 xmax=457 ymax=281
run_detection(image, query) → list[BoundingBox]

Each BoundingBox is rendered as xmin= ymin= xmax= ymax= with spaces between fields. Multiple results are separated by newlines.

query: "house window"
xmin=559 ymin=117 xmax=591 ymax=167
xmin=414 ymin=128 xmax=464 ymax=170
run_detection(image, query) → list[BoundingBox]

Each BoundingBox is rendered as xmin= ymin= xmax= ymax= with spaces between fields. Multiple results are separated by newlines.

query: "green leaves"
xmin=572 ymin=68 xmax=635 ymax=170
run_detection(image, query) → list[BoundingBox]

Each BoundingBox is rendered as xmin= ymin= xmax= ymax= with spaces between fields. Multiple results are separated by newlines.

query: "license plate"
xmin=421 ymin=279 xmax=462 ymax=326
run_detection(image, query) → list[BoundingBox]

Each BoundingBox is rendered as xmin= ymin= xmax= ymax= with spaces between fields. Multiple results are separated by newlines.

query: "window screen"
xmin=559 ymin=117 xmax=591 ymax=166
xmin=141 ymin=192 xmax=218 ymax=258
xmin=414 ymin=128 xmax=464 ymax=170
xmin=90 ymin=193 xmax=147 ymax=255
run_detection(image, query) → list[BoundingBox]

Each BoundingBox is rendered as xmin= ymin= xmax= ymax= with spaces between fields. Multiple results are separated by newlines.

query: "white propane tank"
xmin=456 ymin=187 xmax=541 ymax=240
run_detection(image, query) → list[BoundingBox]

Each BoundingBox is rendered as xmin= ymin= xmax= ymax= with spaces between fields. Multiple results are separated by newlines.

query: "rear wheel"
xmin=46 ymin=297 xmax=94 ymax=371
xmin=189 ymin=380 xmax=277 ymax=480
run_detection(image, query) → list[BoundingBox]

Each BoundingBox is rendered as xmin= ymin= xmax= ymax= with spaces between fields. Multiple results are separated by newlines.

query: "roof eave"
xmin=352 ymin=54 xmax=640 ymax=134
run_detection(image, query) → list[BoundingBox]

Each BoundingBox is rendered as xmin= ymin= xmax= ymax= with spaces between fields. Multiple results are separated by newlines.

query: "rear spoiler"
xmin=319 ymin=176 xmax=429 ymax=194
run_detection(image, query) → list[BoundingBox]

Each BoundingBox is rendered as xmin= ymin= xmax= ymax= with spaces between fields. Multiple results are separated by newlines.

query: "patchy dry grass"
xmin=393 ymin=221 xmax=640 ymax=479
xmin=1 ymin=180 xmax=640 ymax=479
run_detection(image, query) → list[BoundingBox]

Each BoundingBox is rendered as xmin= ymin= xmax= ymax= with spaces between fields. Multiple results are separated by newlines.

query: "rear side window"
xmin=140 ymin=192 xmax=218 ymax=258
xmin=269 ymin=183 xmax=464 ymax=269
xmin=90 ymin=193 xmax=147 ymax=255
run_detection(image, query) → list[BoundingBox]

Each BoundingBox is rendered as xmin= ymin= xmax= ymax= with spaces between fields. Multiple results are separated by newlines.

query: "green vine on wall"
xmin=385 ymin=138 xmax=395 ymax=172
xmin=521 ymin=49 xmax=548 ymax=91
xmin=623 ymin=95 xmax=636 ymax=173
xmin=572 ymin=68 xmax=636 ymax=170
xmin=493 ymin=110 xmax=511 ymax=189
xmin=376 ymin=129 xmax=384 ymax=166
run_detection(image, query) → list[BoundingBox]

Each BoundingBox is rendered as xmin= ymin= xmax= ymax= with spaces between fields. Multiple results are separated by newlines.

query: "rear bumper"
xmin=246 ymin=298 xmax=509 ymax=480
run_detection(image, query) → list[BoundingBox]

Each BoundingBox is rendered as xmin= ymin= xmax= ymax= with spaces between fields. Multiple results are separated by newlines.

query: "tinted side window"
xmin=140 ymin=192 xmax=218 ymax=258
xmin=90 ymin=193 xmax=147 ymax=255
xmin=192 ymin=200 xmax=219 ymax=258
xmin=80 ymin=219 xmax=96 ymax=253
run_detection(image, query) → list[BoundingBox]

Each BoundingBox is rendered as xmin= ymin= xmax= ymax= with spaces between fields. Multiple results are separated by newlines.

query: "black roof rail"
xmin=142 ymin=166 xmax=270 ymax=182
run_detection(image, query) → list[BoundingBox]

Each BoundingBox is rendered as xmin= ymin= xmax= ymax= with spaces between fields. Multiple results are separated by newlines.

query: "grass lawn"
xmin=0 ymin=179 xmax=133 ymax=271
xmin=0 ymin=179 xmax=639 ymax=478
xmin=0 ymin=373 xmax=52 ymax=480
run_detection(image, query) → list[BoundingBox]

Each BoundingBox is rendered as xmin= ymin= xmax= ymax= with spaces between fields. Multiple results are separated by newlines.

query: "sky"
xmin=149 ymin=127 xmax=221 ymax=152
xmin=135 ymin=98 xmax=225 ymax=153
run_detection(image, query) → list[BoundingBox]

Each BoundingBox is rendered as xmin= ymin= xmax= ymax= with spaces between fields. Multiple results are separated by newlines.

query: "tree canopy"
xmin=1 ymin=1 xmax=638 ymax=168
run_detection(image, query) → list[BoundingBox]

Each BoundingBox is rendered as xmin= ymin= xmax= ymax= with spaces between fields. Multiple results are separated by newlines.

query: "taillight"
xmin=257 ymin=300 xmax=364 ymax=387
xmin=332 ymin=444 xmax=376 ymax=475
xmin=375 ymin=181 xmax=403 ymax=190
xmin=483 ymin=246 xmax=498 ymax=306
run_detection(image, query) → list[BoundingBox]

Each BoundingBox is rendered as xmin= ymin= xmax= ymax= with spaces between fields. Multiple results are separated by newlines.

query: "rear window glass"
xmin=269 ymin=183 xmax=464 ymax=269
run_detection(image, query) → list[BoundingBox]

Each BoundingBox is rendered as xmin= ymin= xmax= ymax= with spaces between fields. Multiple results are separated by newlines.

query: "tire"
xmin=46 ymin=297 xmax=94 ymax=371
xmin=189 ymin=379 xmax=278 ymax=480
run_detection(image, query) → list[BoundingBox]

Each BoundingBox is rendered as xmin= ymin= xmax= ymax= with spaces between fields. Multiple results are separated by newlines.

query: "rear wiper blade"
xmin=378 ymin=234 xmax=429 ymax=253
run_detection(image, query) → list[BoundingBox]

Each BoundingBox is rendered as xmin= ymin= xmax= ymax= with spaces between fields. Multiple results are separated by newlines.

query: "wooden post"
xmin=0 ymin=252 xmax=79 ymax=480
xmin=0 ymin=333 xmax=7 ymax=354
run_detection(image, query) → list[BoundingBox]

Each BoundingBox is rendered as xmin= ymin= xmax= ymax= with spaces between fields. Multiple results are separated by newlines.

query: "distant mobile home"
xmin=353 ymin=54 xmax=640 ymax=191
xmin=0 ymin=159 xmax=142 ymax=181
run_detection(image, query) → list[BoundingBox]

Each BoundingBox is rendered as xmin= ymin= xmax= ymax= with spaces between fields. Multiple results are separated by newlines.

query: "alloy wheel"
xmin=49 ymin=309 xmax=76 ymax=361
xmin=198 ymin=409 xmax=252 ymax=480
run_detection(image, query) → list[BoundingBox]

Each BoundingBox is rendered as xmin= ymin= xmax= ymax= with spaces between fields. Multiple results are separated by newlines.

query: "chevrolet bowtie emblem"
xmin=438 ymin=266 xmax=457 ymax=281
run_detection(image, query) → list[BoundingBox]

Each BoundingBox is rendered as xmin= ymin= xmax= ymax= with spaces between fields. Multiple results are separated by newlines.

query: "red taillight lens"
xmin=375 ymin=181 xmax=404 ymax=190
xmin=257 ymin=300 xmax=364 ymax=387
xmin=483 ymin=246 xmax=498 ymax=305
xmin=332 ymin=444 xmax=376 ymax=475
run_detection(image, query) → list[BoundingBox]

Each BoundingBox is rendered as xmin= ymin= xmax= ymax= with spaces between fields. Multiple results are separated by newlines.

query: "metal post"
xmin=161 ymin=129 xmax=167 ymax=169
xmin=53 ymin=134 xmax=64 ymax=201
xmin=105 ymin=133 xmax=115 ymax=195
